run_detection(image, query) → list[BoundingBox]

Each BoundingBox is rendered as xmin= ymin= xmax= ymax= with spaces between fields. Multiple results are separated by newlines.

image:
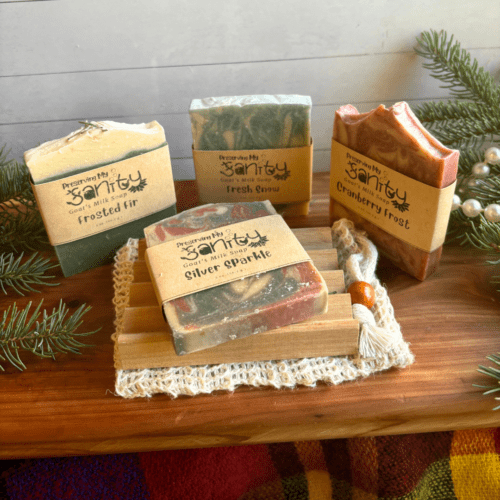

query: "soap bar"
xmin=25 ymin=120 xmax=176 ymax=276
xmin=189 ymin=95 xmax=312 ymax=216
xmin=190 ymin=95 xmax=311 ymax=150
xmin=331 ymin=102 xmax=459 ymax=280
xmin=144 ymin=201 xmax=328 ymax=355
xmin=26 ymin=120 xmax=167 ymax=183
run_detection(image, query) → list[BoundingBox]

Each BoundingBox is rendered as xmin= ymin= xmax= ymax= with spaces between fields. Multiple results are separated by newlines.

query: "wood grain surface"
xmin=2 ymin=173 xmax=500 ymax=459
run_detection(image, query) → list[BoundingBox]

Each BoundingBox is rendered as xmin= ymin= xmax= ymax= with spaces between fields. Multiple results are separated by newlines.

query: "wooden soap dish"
xmin=114 ymin=227 xmax=360 ymax=371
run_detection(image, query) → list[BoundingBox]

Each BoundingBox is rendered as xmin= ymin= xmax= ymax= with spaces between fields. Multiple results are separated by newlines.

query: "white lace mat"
xmin=112 ymin=219 xmax=414 ymax=398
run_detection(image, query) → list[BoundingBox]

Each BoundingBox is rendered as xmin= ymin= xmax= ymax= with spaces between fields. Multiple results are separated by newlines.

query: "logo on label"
xmin=345 ymin=159 xmax=409 ymax=213
xmin=179 ymin=229 xmax=269 ymax=261
xmin=219 ymin=154 xmax=291 ymax=181
xmin=63 ymin=170 xmax=147 ymax=207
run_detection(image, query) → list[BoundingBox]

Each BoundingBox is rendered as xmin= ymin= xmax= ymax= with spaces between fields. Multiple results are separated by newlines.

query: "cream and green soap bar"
xmin=190 ymin=95 xmax=313 ymax=216
xmin=25 ymin=120 xmax=176 ymax=276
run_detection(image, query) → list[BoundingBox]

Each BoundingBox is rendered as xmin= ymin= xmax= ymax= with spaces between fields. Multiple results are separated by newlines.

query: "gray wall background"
xmin=1 ymin=0 xmax=499 ymax=179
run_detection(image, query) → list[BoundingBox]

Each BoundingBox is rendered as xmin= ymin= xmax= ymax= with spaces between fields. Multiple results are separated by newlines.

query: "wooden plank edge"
xmin=115 ymin=318 xmax=360 ymax=370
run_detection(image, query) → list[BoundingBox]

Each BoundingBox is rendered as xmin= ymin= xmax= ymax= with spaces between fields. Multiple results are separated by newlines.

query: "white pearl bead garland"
xmin=485 ymin=147 xmax=500 ymax=165
xmin=467 ymin=178 xmax=481 ymax=188
xmin=484 ymin=204 xmax=500 ymax=223
xmin=461 ymin=198 xmax=482 ymax=217
xmin=471 ymin=162 xmax=490 ymax=178
xmin=451 ymin=194 xmax=461 ymax=211
xmin=452 ymin=195 xmax=500 ymax=222
xmin=452 ymin=146 xmax=500 ymax=222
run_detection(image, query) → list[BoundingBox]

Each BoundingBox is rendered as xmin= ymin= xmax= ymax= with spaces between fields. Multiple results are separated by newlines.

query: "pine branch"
xmin=475 ymin=354 xmax=500 ymax=410
xmin=0 ymin=146 xmax=50 ymax=253
xmin=414 ymin=30 xmax=500 ymax=151
xmin=416 ymin=100 xmax=489 ymax=125
xmin=0 ymin=300 xmax=98 ymax=371
xmin=414 ymin=31 xmax=500 ymax=251
xmin=446 ymin=168 xmax=500 ymax=250
xmin=427 ymin=117 xmax=500 ymax=150
xmin=0 ymin=146 xmax=31 ymax=203
xmin=415 ymin=30 xmax=500 ymax=107
xmin=445 ymin=147 xmax=500 ymax=248
xmin=0 ymin=252 xmax=59 ymax=296
xmin=446 ymin=209 xmax=476 ymax=245
xmin=0 ymin=196 xmax=50 ymax=253
xmin=469 ymin=175 xmax=500 ymax=205
xmin=464 ymin=215 xmax=500 ymax=253
xmin=457 ymin=148 xmax=495 ymax=176
xmin=415 ymin=101 xmax=500 ymax=150
xmin=415 ymin=32 xmax=500 ymax=410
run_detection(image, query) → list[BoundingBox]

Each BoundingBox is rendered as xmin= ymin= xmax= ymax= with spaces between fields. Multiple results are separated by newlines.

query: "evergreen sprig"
xmin=445 ymin=149 xmax=500 ymax=245
xmin=415 ymin=30 xmax=500 ymax=408
xmin=414 ymin=30 xmax=500 ymax=260
xmin=464 ymin=215 xmax=500 ymax=252
xmin=0 ymin=196 xmax=50 ymax=253
xmin=0 ymin=149 xmax=98 ymax=371
xmin=475 ymin=354 xmax=500 ymax=410
xmin=0 ymin=146 xmax=31 ymax=203
xmin=414 ymin=30 xmax=500 ymax=151
xmin=0 ymin=252 xmax=59 ymax=296
xmin=415 ymin=101 xmax=500 ymax=150
xmin=415 ymin=30 xmax=500 ymax=108
xmin=470 ymin=175 xmax=500 ymax=205
xmin=456 ymin=148 xmax=500 ymax=177
xmin=0 ymin=300 xmax=98 ymax=372
xmin=0 ymin=148 xmax=50 ymax=254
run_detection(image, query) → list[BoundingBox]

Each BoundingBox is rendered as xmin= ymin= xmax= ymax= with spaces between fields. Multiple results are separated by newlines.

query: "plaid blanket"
xmin=2 ymin=428 xmax=500 ymax=499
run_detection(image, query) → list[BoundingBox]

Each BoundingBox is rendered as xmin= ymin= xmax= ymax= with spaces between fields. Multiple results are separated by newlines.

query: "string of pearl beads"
xmin=451 ymin=146 xmax=500 ymax=222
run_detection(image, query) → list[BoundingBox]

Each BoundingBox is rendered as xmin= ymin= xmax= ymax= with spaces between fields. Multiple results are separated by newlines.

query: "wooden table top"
xmin=2 ymin=172 xmax=500 ymax=459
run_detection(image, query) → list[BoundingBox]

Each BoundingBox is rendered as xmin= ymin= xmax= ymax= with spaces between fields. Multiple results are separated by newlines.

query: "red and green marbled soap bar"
xmin=144 ymin=201 xmax=328 ymax=355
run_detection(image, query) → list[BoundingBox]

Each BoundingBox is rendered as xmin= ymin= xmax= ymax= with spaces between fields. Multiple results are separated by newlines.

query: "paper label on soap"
xmin=192 ymin=141 xmax=313 ymax=205
xmin=32 ymin=145 xmax=176 ymax=246
xmin=330 ymin=140 xmax=456 ymax=252
xmin=145 ymin=214 xmax=311 ymax=304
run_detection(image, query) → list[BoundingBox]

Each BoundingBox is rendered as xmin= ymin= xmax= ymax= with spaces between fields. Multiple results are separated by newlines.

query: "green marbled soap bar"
xmin=189 ymin=95 xmax=313 ymax=216
xmin=189 ymin=95 xmax=312 ymax=150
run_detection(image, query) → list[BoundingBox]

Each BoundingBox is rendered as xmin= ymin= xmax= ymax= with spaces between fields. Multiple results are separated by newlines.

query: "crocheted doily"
xmin=112 ymin=219 xmax=414 ymax=398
